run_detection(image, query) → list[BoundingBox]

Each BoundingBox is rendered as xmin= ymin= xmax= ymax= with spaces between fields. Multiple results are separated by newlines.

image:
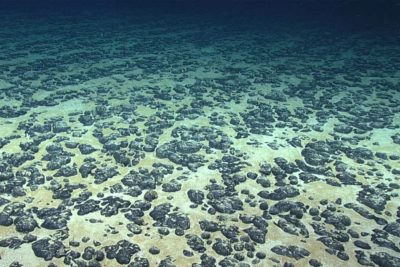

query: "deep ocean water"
xmin=0 ymin=1 xmax=400 ymax=266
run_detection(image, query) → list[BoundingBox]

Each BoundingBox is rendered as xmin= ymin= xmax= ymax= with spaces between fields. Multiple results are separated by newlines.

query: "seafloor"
xmin=0 ymin=7 xmax=400 ymax=267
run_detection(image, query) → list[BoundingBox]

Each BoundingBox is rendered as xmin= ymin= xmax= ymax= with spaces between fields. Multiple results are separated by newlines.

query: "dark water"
xmin=0 ymin=1 xmax=400 ymax=267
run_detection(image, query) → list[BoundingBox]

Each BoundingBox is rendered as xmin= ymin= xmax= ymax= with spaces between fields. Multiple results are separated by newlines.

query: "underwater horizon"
xmin=0 ymin=0 xmax=400 ymax=266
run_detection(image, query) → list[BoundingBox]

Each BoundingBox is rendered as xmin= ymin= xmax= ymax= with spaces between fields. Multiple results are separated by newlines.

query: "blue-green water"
xmin=0 ymin=1 xmax=400 ymax=266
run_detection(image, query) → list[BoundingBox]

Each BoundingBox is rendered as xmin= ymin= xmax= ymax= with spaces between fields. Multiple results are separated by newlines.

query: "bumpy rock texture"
xmin=0 ymin=4 xmax=400 ymax=267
